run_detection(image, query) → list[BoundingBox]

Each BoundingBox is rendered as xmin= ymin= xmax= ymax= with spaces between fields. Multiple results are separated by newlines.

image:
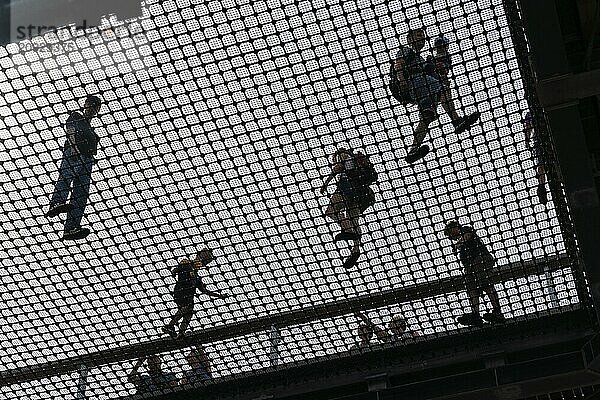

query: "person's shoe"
xmin=335 ymin=230 xmax=359 ymax=242
xmin=453 ymin=111 xmax=481 ymax=135
xmin=342 ymin=252 xmax=361 ymax=269
xmin=62 ymin=227 xmax=90 ymax=241
xmin=162 ymin=325 xmax=177 ymax=339
xmin=404 ymin=145 xmax=430 ymax=164
xmin=46 ymin=203 xmax=72 ymax=218
xmin=537 ymin=185 xmax=548 ymax=204
xmin=482 ymin=312 xmax=506 ymax=324
xmin=456 ymin=313 xmax=483 ymax=327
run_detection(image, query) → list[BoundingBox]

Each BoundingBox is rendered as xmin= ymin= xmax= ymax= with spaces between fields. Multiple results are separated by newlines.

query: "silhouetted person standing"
xmin=444 ymin=221 xmax=505 ymax=326
xmin=46 ymin=95 xmax=102 ymax=240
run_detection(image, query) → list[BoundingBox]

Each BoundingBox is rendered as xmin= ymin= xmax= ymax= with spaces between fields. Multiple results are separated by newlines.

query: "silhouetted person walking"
xmin=444 ymin=221 xmax=505 ymax=326
xmin=163 ymin=249 xmax=227 ymax=339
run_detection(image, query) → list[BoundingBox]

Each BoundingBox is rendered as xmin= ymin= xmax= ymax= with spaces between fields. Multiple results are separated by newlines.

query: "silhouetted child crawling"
xmin=163 ymin=249 xmax=227 ymax=339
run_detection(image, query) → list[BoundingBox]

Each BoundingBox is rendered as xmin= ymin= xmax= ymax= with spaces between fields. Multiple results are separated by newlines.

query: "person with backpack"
xmin=444 ymin=221 xmax=505 ymax=326
xmin=46 ymin=95 xmax=102 ymax=240
xmin=162 ymin=249 xmax=228 ymax=339
xmin=390 ymin=29 xmax=480 ymax=163
xmin=321 ymin=148 xmax=377 ymax=268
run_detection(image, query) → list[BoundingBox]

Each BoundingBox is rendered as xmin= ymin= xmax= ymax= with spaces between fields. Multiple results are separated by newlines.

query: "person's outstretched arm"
xmin=197 ymin=279 xmax=227 ymax=300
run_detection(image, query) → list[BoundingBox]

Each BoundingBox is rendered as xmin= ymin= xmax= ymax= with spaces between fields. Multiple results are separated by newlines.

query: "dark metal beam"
xmin=134 ymin=310 xmax=595 ymax=400
xmin=0 ymin=254 xmax=573 ymax=387
xmin=537 ymin=71 xmax=600 ymax=107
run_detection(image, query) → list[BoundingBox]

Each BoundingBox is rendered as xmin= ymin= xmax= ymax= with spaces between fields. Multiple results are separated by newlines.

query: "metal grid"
xmin=0 ymin=0 xmax=591 ymax=398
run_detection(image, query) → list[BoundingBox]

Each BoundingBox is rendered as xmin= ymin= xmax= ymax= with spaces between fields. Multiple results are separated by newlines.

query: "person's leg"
xmin=167 ymin=307 xmax=185 ymax=328
xmin=406 ymin=76 xmax=439 ymax=158
xmin=482 ymin=285 xmax=505 ymax=323
xmin=439 ymin=82 xmax=480 ymax=134
xmin=178 ymin=305 xmax=194 ymax=337
xmin=468 ymin=288 xmax=481 ymax=315
xmin=440 ymin=86 xmax=460 ymax=123
xmin=326 ymin=193 xmax=355 ymax=235
xmin=64 ymin=157 xmax=93 ymax=232
xmin=484 ymin=286 xmax=501 ymax=313
xmin=409 ymin=114 xmax=434 ymax=155
xmin=457 ymin=281 xmax=484 ymax=326
xmin=163 ymin=306 xmax=183 ymax=338
xmin=345 ymin=203 xmax=362 ymax=254
xmin=50 ymin=156 xmax=75 ymax=208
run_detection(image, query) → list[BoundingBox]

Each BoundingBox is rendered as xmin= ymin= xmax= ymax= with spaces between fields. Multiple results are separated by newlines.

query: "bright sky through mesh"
xmin=0 ymin=0 xmax=581 ymax=398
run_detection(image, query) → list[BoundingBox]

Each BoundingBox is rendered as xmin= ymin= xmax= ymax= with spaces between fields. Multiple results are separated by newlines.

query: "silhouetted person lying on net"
xmin=355 ymin=311 xmax=421 ymax=343
xmin=128 ymin=355 xmax=177 ymax=395
xmin=46 ymin=95 xmax=102 ymax=240
xmin=321 ymin=148 xmax=378 ymax=269
xmin=390 ymin=29 xmax=480 ymax=163
xmin=444 ymin=221 xmax=505 ymax=327
xmin=163 ymin=249 xmax=227 ymax=339
xmin=180 ymin=347 xmax=212 ymax=385
xmin=523 ymin=111 xmax=548 ymax=204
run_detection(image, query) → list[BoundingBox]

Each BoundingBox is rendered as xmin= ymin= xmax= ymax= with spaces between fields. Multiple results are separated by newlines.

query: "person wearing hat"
xmin=162 ymin=249 xmax=228 ymax=339
xmin=46 ymin=95 xmax=102 ymax=240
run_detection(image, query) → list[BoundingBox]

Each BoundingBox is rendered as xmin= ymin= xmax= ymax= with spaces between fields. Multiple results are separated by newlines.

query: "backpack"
xmin=348 ymin=151 xmax=377 ymax=186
